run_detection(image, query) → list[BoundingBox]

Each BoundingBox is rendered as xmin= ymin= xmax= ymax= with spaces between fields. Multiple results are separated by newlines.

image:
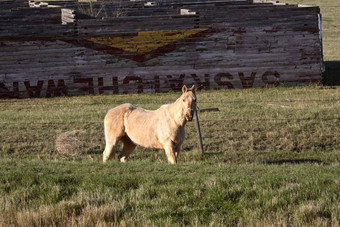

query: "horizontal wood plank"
xmin=0 ymin=0 xmax=323 ymax=98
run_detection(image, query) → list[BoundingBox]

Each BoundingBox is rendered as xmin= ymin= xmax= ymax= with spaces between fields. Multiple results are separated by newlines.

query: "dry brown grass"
xmin=55 ymin=130 xmax=86 ymax=156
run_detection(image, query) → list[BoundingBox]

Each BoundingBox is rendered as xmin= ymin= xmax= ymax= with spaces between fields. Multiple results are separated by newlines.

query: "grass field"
xmin=1 ymin=0 xmax=340 ymax=226
xmin=0 ymin=85 xmax=339 ymax=226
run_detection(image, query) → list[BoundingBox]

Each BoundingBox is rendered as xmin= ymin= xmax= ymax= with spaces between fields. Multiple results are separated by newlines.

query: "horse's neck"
xmin=165 ymin=99 xmax=186 ymax=127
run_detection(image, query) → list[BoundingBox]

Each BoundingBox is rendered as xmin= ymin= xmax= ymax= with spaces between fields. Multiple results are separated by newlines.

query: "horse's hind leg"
xmin=103 ymin=134 xmax=118 ymax=163
xmin=103 ymin=105 xmax=129 ymax=163
xmin=118 ymin=135 xmax=136 ymax=163
xmin=103 ymin=122 xmax=121 ymax=163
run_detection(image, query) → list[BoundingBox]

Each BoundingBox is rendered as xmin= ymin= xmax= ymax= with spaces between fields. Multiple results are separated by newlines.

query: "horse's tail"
xmin=123 ymin=104 xmax=137 ymax=126
xmin=103 ymin=103 xmax=135 ymax=162
xmin=104 ymin=104 xmax=134 ymax=136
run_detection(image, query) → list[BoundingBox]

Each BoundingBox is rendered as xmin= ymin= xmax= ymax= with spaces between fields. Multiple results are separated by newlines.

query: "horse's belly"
xmin=126 ymin=129 xmax=163 ymax=149
xmin=124 ymin=111 xmax=164 ymax=149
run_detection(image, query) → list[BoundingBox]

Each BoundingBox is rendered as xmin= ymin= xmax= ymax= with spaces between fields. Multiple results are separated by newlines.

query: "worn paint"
xmin=66 ymin=28 xmax=214 ymax=62
xmin=0 ymin=70 xmax=314 ymax=98
xmin=0 ymin=1 xmax=323 ymax=99
xmin=86 ymin=28 xmax=208 ymax=55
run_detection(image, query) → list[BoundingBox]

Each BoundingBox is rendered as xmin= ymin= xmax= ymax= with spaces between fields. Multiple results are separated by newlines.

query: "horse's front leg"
xmin=164 ymin=142 xmax=177 ymax=164
xmin=174 ymin=144 xmax=180 ymax=160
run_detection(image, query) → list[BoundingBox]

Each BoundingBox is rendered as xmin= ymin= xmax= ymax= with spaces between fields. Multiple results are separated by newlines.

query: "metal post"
xmin=194 ymin=109 xmax=204 ymax=154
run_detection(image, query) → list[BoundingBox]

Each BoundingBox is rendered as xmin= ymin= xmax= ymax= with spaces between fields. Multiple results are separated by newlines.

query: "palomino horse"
xmin=103 ymin=85 xmax=197 ymax=164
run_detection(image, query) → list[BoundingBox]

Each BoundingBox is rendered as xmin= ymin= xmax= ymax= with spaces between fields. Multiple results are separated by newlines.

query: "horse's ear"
xmin=182 ymin=85 xmax=188 ymax=93
xmin=191 ymin=85 xmax=196 ymax=93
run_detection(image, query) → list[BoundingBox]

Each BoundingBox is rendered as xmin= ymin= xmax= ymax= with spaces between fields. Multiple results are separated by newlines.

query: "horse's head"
xmin=181 ymin=85 xmax=197 ymax=121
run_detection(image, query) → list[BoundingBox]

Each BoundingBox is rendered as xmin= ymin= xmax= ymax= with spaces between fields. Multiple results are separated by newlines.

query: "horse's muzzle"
xmin=186 ymin=110 xmax=194 ymax=121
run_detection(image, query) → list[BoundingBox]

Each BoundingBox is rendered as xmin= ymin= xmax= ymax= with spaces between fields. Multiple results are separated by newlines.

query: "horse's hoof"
xmin=120 ymin=157 xmax=128 ymax=163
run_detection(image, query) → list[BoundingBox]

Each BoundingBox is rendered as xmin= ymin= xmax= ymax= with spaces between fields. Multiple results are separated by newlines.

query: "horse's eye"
xmin=182 ymin=99 xmax=185 ymax=102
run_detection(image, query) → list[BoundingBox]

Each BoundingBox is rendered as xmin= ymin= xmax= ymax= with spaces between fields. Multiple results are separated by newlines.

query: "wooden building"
xmin=0 ymin=0 xmax=323 ymax=98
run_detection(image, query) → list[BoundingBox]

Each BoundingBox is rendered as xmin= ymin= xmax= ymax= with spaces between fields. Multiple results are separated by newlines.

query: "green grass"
xmin=0 ymin=86 xmax=339 ymax=226
xmin=0 ymin=157 xmax=339 ymax=226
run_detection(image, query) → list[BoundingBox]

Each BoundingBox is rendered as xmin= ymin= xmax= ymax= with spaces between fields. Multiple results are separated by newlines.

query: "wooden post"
xmin=194 ymin=109 xmax=204 ymax=154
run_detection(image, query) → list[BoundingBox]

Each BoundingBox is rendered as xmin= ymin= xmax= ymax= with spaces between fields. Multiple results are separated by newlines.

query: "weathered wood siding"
xmin=0 ymin=0 xmax=323 ymax=98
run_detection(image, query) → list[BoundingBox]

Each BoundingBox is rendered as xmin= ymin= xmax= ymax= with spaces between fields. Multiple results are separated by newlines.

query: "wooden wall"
xmin=0 ymin=0 xmax=323 ymax=98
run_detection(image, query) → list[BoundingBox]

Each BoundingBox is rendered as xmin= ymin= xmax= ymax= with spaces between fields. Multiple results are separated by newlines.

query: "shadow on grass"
xmin=323 ymin=61 xmax=340 ymax=86
xmin=202 ymin=152 xmax=224 ymax=156
xmin=266 ymin=159 xmax=328 ymax=165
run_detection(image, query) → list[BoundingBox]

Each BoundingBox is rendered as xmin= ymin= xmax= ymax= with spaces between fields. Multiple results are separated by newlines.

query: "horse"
xmin=102 ymin=85 xmax=197 ymax=164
